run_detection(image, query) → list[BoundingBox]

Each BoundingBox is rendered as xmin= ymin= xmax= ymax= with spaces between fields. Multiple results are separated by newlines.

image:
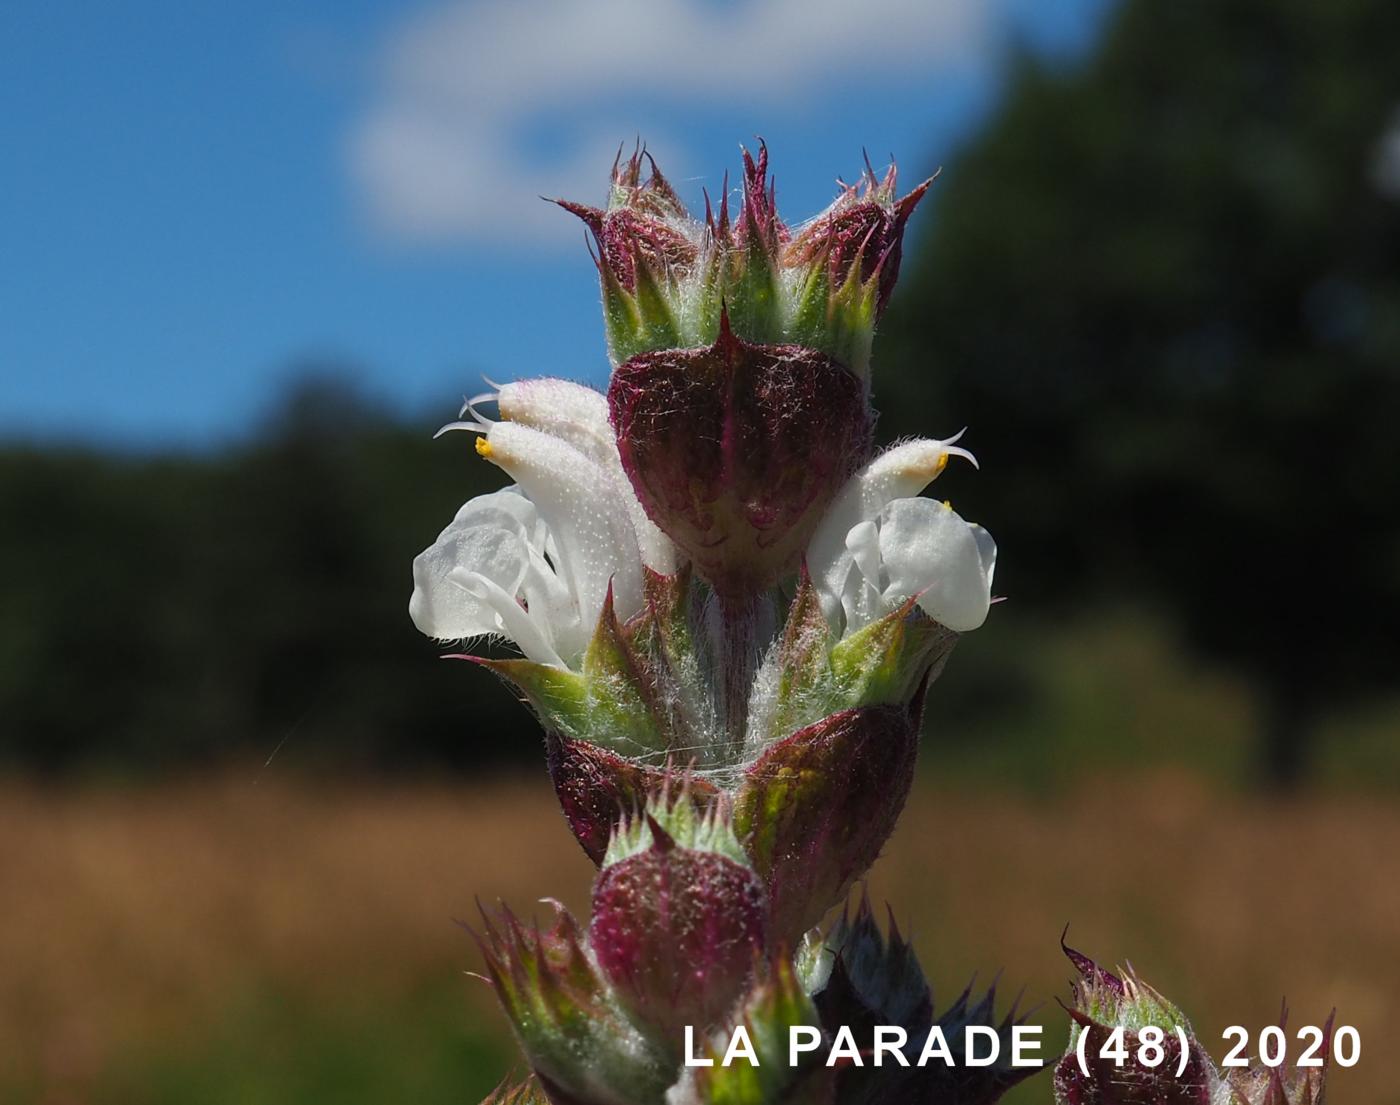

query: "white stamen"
xmin=433 ymin=414 xmax=493 ymax=439
xmin=456 ymin=571 xmax=567 ymax=669
xmin=460 ymin=389 xmax=500 ymax=420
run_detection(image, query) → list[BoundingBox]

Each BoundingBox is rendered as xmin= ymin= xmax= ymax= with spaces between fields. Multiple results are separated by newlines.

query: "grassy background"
xmin=5 ymin=734 xmax=1396 ymax=1104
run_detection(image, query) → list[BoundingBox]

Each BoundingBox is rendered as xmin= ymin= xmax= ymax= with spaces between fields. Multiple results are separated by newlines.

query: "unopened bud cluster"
xmin=1053 ymin=941 xmax=1334 ymax=1105
xmin=558 ymin=145 xmax=927 ymax=379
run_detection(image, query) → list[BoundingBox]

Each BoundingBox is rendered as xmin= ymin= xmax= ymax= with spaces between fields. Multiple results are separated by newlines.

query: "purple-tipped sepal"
xmin=540 ymin=566 xmax=718 ymax=865
xmin=473 ymin=900 xmax=674 ymax=1105
xmin=479 ymin=1077 xmax=551 ymax=1105
xmin=608 ymin=320 xmax=873 ymax=599
xmin=562 ymin=143 xmax=930 ymax=378
xmin=785 ymin=159 xmax=933 ymax=319
xmin=590 ymin=796 xmax=768 ymax=1050
xmin=733 ymin=704 xmax=920 ymax=946
xmin=802 ymin=895 xmax=932 ymax=1038
xmin=558 ymin=147 xmax=706 ymax=367
xmin=711 ymin=142 xmax=789 ymax=345
xmin=1052 ymin=941 xmax=1220 ymax=1105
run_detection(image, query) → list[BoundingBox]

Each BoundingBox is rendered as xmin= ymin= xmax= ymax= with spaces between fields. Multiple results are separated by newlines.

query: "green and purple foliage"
xmin=408 ymin=145 xmax=1335 ymax=1105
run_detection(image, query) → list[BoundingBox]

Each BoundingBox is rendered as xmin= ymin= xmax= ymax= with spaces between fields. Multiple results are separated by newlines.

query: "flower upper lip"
xmin=805 ymin=436 xmax=996 ymax=635
xmin=410 ymin=378 xmax=675 ymax=669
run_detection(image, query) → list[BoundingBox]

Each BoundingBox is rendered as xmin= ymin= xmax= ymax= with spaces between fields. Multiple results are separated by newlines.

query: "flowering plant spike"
xmin=412 ymin=142 xmax=1004 ymax=1105
xmin=406 ymin=143 xmax=1329 ymax=1105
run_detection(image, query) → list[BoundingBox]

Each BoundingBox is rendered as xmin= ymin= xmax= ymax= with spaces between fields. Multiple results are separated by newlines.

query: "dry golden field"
xmin=2 ymin=770 xmax=1396 ymax=1104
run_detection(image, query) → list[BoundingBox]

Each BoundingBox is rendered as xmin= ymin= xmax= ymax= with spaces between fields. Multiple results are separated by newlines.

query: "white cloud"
xmin=350 ymin=0 xmax=994 ymax=246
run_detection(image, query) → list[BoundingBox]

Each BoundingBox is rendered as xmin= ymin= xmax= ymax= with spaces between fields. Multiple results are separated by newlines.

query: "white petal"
xmin=876 ymin=497 xmax=994 ymax=632
xmin=450 ymin=484 xmax=537 ymax=537
xmin=842 ymin=520 xmax=885 ymax=632
xmin=479 ymin=421 xmax=645 ymax=633
xmin=518 ymin=545 xmax=585 ymax=662
xmin=450 ymin=484 xmax=557 ymax=556
xmin=619 ymin=497 xmax=678 ymax=576
xmin=455 ymin=571 xmax=567 ymax=668
xmin=811 ymin=543 xmax=853 ymax=629
xmin=806 ymin=435 xmax=972 ymax=619
xmin=849 ymin=436 xmax=974 ymax=515
xmin=971 ymin=523 xmax=997 ymax=589
xmin=498 ymin=378 xmax=614 ymax=461
xmin=499 ymin=378 xmax=677 ymax=575
xmin=408 ymin=505 xmax=532 ymax=641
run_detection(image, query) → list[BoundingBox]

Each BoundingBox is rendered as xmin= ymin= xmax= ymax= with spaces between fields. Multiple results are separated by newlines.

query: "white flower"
xmin=409 ymin=378 xmax=677 ymax=668
xmin=806 ymin=435 xmax=996 ymax=634
xmin=474 ymin=377 xmax=675 ymax=575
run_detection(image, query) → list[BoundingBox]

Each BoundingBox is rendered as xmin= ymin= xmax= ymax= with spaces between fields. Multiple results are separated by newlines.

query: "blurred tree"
xmin=880 ymin=0 xmax=1400 ymax=786
xmin=0 ymin=369 xmax=525 ymax=777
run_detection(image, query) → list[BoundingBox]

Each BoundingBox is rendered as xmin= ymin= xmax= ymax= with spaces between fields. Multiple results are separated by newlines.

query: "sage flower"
xmin=409 ymin=377 xmax=674 ymax=669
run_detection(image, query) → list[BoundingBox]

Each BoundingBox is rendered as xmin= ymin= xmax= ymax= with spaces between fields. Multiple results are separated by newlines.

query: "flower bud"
xmin=784 ymin=158 xmax=932 ymax=322
xmin=1053 ymin=940 xmax=1220 ymax=1105
xmin=590 ymin=798 xmax=767 ymax=1048
xmin=1223 ymin=1010 xmax=1332 ymax=1105
xmin=805 ymin=895 xmax=1042 ymax=1105
xmin=733 ymin=704 xmax=920 ymax=945
xmin=711 ymin=143 xmax=788 ymax=346
xmin=669 ymin=956 xmax=836 ymax=1105
xmin=805 ymin=895 xmax=932 ymax=1037
xmin=563 ymin=143 xmax=929 ymax=378
xmin=474 ymin=900 xmax=674 ymax=1105
xmin=609 ymin=317 xmax=873 ymax=600
xmin=557 ymin=147 xmax=711 ymax=367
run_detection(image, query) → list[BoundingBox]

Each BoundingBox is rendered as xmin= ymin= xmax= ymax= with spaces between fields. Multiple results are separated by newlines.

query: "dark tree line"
xmin=0 ymin=375 xmax=529 ymax=777
xmin=879 ymin=0 xmax=1400 ymax=785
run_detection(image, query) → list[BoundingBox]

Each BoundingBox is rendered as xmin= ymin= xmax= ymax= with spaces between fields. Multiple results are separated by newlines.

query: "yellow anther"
xmin=942 ymin=499 xmax=952 ymax=510
xmin=475 ymin=436 xmax=493 ymax=458
xmin=934 ymin=452 xmax=949 ymax=475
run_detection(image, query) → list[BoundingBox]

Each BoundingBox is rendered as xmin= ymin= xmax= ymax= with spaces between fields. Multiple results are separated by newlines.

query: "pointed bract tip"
xmin=643 ymin=812 xmax=676 ymax=853
xmin=1060 ymin=932 xmax=1124 ymax=994
xmin=553 ymin=198 xmax=604 ymax=235
xmin=895 ymin=175 xmax=936 ymax=224
xmin=440 ymin=652 xmax=488 ymax=665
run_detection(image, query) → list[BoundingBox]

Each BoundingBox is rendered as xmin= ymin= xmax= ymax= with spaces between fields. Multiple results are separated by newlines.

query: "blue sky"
xmin=1 ymin=0 xmax=1111 ymax=448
